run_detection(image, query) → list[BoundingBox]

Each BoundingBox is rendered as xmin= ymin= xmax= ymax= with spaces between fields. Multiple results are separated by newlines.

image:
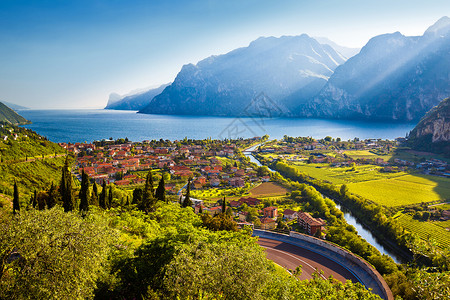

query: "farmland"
xmin=395 ymin=213 xmax=450 ymax=250
xmin=249 ymin=182 xmax=290 ymax=197
xmin=348 ymin=174 xmax=450 ymax=207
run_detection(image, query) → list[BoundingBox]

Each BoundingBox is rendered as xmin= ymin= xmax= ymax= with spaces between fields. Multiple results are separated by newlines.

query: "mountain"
xmin=313 ymin=37 xmax=360 ymax=59
xmin=105 ymin=83 xmax=170 ymax=110
xmin=1 ymin=101 xmax=29 ymax=110
xmin=407 ymin=97 xmax=450 ymax=155
xmin=139 ymin=34 xmax=346 ymax=116
xmin=0 ymin=102 xmax=31 ymax=125
xmin=298 ymin=17 xmax=450 ymax=122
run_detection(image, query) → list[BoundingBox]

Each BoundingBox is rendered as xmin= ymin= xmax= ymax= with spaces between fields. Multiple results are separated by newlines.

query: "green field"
xmin=343 ymin=150 xmax=393 ymax=161
xmin=290 ymin=162 xmax=404 ymax=185
xmin=348 ymin=175 xmax=450 ymax=207
xmin=395 ymin=213 xmax=450 ymax=250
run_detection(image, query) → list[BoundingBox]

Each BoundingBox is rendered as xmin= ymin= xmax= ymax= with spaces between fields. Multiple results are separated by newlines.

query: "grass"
xmin=395 ymin=213 xmax=450 ymax=250
xmin=343 ymin=150 xmax=393 ymax=161
xmin=348 ymin=174 xmax=450 ymax=207
xmin=191 ymin=187 xmax=252 ymax=202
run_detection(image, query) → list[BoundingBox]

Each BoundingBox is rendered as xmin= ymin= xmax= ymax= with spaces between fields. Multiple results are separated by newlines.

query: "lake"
xmin=20 ymin=109 xmax=416 ymax=143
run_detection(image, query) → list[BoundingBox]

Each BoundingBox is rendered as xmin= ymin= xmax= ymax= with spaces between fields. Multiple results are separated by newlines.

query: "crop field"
xmin=290 ymin=162 xmax=404 ymax=185
xmin=343 ymin=150 xmax=393 ymax=161
xmin=249 ymin=182 xmax=290 ymax=197
xmin=348 ymin=174 xmax=450 ymax=207
xmin=395 ymin=213 xmax=450 ymax=250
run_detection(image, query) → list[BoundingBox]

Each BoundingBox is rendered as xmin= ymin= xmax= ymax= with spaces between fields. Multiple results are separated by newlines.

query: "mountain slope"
xmin=298 ymin=17 xmax=450 ymax=122
xmin=139 ymin=34 xmax=346 ymax=116
xmin=0 ymin=102 xmax=31 ymax=125
xmin=314 ymin=37 xmax=360 ymax=59
xmin=105 ymin=83 xmax=170 ymax=110
xmin=407 ymin=97 xmax=450 ymax=155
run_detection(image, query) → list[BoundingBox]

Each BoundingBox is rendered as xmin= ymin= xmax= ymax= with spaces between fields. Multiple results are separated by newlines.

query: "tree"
xmin=91 ymin=182 xmax=99 ymax=206
xmin=60 ymin=156 xmax=74 ymax=212
xmin=132 ymin=187 xmax=142 ymax=205
xmin=155 ymin=175 xmax=166 ymax=202
xmin=340 ymin=184 xmax=349 ymax=197
xmin=182 ymin=179 xmax=192 ymax=208
xmin=0 ymin=207 xmax=115 ymax=299
xmin=222 ymin=196 xmax=226 ymax=213
xmin=99 ymin=180 xmax=107 ymax=209
xmin=139 ymin=171 xmax=156 ymax=212
xmin=79 ymin=169 xmax=90 ymax=213
xmin=32 ymin=190 xmax=37 ymax=209
xmin=47 ymin=182 xmax=57 ymax=209
xmin=108 ymin=185 xmax=113 ymax=209
xmin=13 ymin=180 xmax=19 ymax=214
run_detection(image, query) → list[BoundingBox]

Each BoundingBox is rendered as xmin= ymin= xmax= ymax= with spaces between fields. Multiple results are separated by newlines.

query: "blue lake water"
xmin=20 ymin=109 xmax=415 ymax=143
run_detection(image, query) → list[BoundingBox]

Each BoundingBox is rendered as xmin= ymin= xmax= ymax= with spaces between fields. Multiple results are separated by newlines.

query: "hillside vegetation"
xmin=0 ymin=102 xmax=30 ymax=125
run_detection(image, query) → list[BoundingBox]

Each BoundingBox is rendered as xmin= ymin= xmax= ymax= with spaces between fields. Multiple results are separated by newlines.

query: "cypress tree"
xmin=13 ymin=180 xmax=20 ymax=214
xmin=108 ymin=185 xmax=113 ymax=208
xmin=222 ymin=196 xmax=226 ymax=214
xmin=91 ymin=182 xmax=99 ymax=206
xmin=32 ymin=190 xmax=37 ymax=209
xmin=79 ymin=169 xmax=90 ymax=213
xmin=155 ymin=176 xmax=166 ymax=202
xmin=99 ymin=180 xmax=107 ymax=209
xmin=61 ymin=156 xmax=74 ymax=212
xmin=182 ymin=179 xmax=192 ymax=208
xmin=47 ymin=182 xmax=56 ymax=209
xmin=139 ymin=171 xmax=156 ymax=212
xmin=132 ymin=187 xmax=142 ymax=205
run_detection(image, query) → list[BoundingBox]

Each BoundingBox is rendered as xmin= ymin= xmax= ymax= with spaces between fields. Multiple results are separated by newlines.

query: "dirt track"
xmin=258 ymin=238 xmax=359 ymax=283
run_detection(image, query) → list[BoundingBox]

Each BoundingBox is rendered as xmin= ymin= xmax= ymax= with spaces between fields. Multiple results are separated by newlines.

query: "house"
xmin=263 ymin=206 xmax=278 ymax=219
xmin=208 ymin=206 xmax=222 ymax=216
xmin=260 ymin=217 xmax=276 ymax=230
xmin=297 ymin=212 xmax=325 ymax=236
xmin=229 ymin=200 xmax=241 ymax=208
xmin=229 ymin=177 xmax=245 ymax=187
xmin=283 ymin=209 xmax=298 ymax=221
xmin=210 ymin=178 xmax=221 ymax=187
xmin=238 ymin=211 xmax=248 ymax=222
xmin=261 ymin=176 xmax=270 ymax=182
xmin=238 ymin=197 xmax=261 ymax=206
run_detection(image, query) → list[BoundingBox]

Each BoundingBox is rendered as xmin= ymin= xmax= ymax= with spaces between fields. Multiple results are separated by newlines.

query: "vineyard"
xmin=395 ymin=213 xmax=450 ymax=250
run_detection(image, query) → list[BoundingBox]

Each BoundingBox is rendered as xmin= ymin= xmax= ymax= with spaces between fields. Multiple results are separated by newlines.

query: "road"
xmin=258 ymin=238 xmax=359 ymax=283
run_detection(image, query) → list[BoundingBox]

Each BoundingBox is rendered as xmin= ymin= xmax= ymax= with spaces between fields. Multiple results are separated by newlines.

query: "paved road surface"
xmin=258 ymin=238 xmax=359 ymax=283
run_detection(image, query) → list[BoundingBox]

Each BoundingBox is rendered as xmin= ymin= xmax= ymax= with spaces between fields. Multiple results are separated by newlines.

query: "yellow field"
xmin=348 ymin=175 xmax=450 ymax=207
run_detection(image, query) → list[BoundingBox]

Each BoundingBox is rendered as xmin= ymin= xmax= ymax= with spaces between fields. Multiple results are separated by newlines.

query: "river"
xmin=244 ymin=145 xmax=403 ymax=263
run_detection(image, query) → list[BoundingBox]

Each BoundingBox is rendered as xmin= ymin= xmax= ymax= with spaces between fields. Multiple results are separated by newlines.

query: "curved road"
xmin=258 ymin=238 xmax=359 ymax=283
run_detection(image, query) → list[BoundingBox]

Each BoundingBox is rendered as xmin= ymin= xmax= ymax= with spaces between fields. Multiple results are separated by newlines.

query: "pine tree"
xmin=79 ymin=169 xmax=90 ymax=213
xmin=182 ymin=179 xmax=192 ymax=208
xmin=155 ymin=176 xmax=166 ymax=202
xmin=13 ymin=180 xmax=20 ymax=214
xmin=108 ymin=185 xmax=113 ymax=208
xmin=99 ymin=180 xmax=107 ymax=209
xmin=60 ymin=156 xmax=74 ymax=212
xmin=91 ymin=182 xmax=99 ymax=206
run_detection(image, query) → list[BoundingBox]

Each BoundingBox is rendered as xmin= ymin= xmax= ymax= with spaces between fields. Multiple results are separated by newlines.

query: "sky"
xmin=0 ymin=0 xmax=448 ymax=109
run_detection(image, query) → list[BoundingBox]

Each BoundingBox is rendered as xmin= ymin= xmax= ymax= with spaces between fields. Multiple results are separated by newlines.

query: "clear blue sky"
xmin=0 ymin=0 xmax=448 ymax=109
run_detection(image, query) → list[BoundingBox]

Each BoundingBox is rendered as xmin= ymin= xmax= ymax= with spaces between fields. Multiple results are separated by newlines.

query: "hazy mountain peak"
xmin=424 ymin=16 xmax=450 ymax=36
